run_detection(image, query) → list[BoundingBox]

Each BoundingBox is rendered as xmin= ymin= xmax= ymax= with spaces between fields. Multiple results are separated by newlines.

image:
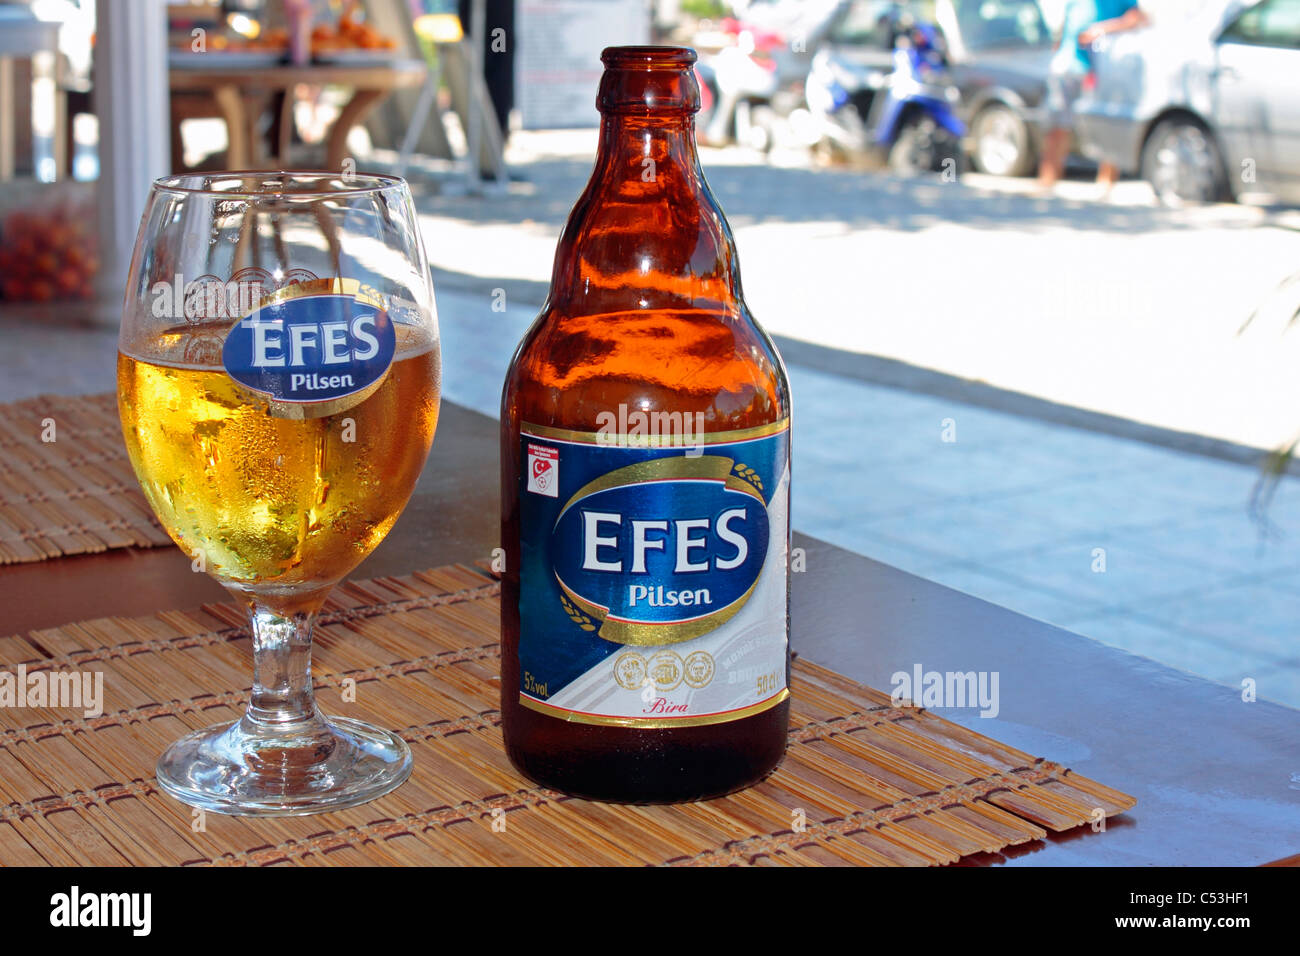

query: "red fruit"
xmin=47 ymin=223 xmax=73 ymax=250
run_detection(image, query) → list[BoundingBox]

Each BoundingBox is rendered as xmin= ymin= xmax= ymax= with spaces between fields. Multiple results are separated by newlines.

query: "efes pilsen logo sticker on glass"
xmin=222 ymin=277 xmax=396 ymax=419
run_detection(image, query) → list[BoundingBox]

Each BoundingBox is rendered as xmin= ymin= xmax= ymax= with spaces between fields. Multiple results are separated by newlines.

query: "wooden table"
xmin=169 ymin=59 xmax=427 ymax=169
xmin=2 ymin=400 xmax=1298 ymax=865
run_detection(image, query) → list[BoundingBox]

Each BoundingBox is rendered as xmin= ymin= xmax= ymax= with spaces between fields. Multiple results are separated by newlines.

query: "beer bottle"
xmin=500 ymin=46 xmax=791 ymax=802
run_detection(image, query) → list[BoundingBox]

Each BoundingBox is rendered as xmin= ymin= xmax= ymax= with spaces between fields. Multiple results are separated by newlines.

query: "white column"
xmin=94 ymin=0 xmax=169 ymax=315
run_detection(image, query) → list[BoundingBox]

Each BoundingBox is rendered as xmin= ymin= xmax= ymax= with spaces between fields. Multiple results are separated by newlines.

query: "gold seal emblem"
xmin=613 ymin=652 xmax=647 ymax=690
xmin=648 ymin=650 xmax=684 ymax=691
xmin=683 ymin=650 xmax=715 ymax=688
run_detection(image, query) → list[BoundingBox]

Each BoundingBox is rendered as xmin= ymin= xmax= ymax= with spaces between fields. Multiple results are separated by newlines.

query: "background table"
xmin=169 ymin=59 xmax=427 ymax=169
xmin=2 ymin=400 xmax=1297 ymax=865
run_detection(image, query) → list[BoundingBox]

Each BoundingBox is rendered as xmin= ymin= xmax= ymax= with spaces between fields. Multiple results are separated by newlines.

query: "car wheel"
xmin=1141 ymin=117 xmax=1228 ymax=205
xmin=972 ymin=104 xmax=1034 ymax=177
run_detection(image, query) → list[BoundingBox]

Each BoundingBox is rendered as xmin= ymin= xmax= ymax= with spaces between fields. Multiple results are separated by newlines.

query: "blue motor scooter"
xmin=870 ymin=21 xmax=965 ymax=176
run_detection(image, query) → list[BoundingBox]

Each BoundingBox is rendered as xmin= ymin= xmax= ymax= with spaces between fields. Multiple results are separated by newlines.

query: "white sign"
xmin=517 ymin=0 xmax=652 ymax=129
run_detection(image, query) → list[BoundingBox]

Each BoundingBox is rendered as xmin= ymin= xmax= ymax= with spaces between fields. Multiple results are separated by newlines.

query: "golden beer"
xmin=118 ymin=321 xmax=439 ymax=596
xmin=122 ymin=172 xmax=442 ymax=815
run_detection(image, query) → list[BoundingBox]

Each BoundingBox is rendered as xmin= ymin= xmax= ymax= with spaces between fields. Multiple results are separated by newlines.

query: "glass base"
xmin=156 ymin=715 xmax=412 ymax=816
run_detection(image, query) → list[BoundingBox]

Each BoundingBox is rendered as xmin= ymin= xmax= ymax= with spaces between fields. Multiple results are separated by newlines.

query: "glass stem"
xmin=243 ymin=604 xmax=324 ymax=732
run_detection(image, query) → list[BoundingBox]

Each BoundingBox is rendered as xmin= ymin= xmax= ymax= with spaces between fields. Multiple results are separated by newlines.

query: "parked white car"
xmin=1075 ymin=0 xmax=1300 ymax=204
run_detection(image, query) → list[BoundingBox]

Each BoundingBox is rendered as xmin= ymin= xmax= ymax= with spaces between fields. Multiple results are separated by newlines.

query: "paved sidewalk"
xmin=433 ymin=285 xmax=1300 ymax=709
xmin=416 ymin=133 xmax=1300 ymax=708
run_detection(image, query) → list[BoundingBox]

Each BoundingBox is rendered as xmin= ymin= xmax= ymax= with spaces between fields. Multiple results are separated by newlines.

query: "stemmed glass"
xmin=117 ymin=173 xmax=441 ymax=815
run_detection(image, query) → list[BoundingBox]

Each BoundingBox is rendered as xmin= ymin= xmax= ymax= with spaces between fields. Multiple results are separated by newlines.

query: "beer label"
xmin=222 ymin=277 xmax=396 ymax=419
xmin=517 ymin=419 xmax=790 ymax=728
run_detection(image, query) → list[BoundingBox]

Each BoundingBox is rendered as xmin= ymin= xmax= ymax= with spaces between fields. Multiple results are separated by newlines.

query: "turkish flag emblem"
xmin=526 ymin=443 xmax=558 ymax=497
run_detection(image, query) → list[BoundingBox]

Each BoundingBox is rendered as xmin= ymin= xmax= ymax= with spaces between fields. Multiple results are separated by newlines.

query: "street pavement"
xmin=417 ymin=130 xmax=1300 ymax=709
xmin=432 ymin=282 xmax=1300 ymax=710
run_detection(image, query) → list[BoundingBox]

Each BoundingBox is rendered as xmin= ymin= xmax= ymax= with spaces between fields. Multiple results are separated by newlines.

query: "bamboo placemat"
xmin=0 ymin=392 xmax=170 ymax=563
xmin=0 ymin=564 xmax=1134 ymax=866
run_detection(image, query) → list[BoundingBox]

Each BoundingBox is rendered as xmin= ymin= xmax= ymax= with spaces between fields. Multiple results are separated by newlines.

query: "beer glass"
xmin=117 ymin=173 xmax=440 ymax=815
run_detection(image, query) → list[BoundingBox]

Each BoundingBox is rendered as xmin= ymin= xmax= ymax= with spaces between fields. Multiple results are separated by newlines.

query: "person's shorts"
xmin=1045 ymin=70 xmax=1085 ymax=128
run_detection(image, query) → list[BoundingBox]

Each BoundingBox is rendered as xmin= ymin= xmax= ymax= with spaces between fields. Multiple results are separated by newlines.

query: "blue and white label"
xmin=221 ymin=279 xmax=395 ymax=416
xmin=518 ymin=421 xmax=790 ymax=727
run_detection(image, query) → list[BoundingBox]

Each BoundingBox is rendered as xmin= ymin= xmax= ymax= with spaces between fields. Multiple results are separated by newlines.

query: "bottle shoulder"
xmin=502 ymin=305 xmax=789 ymax=434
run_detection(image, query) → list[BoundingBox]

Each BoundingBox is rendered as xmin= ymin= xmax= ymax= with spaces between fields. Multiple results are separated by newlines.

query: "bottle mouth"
xmin=601 ymin=46 xmax=697 ymax=69
xmin=597 ymin=46 xmax=700 ymax=115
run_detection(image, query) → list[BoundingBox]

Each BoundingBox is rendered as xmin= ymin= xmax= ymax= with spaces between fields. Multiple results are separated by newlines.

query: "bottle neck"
xmin=593 ymin=112 xmax=701 ymax=185
xmin=547 ymin=110 xmax=744 ymax=314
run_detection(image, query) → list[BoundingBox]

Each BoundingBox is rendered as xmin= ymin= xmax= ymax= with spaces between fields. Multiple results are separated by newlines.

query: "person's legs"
xmin=1037 ymin=128 xmax=1070 ymax=188
xmin=1096 ymin=160 xmax=1120 ymax=194
xmin=1037 ymin=70 xmax=1081 ymax=189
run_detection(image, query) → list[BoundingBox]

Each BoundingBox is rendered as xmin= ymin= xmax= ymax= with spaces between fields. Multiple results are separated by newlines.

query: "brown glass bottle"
xmin=500 ymin=46 xmax=791 ymax=803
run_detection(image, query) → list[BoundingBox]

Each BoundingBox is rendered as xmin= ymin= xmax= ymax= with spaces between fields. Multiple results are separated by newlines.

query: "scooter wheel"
xmin=888 ymin=121 xmax=931 ymax=176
